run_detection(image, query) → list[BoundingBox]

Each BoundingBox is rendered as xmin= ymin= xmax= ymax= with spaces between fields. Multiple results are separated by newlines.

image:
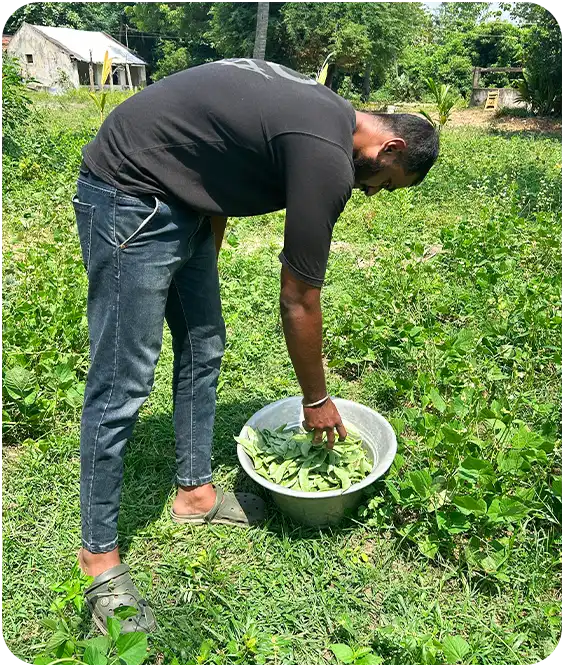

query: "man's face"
xmin=353 ymin=140 xmax=418 ymax=196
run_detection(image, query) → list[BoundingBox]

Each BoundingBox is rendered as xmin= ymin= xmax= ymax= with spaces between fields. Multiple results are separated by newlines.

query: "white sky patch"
xmin=0 ymin=0 xmax=16 ymax=16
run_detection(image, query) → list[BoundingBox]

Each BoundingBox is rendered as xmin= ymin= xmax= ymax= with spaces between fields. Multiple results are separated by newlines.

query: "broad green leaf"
xmin=106 ymin=616 xmax=121 ymax=643
xmin=436 ymin=510 xmax=470 ymax=534
xmin=452 ymin=495 xmax=487 ymax=516
xmin=45 ymin=630 xmax=69 ymax=654
xmin=3 ymin=365 xmax=35 ymax=400
xmin=552 ymin=476 xmax=562 ymax=499
xmin=116 ymin=631 xmax=148 ymax=665
xmin=441 ymin=425 xmax=464 ymax=444
xmin=457 ymin=456 xmax=495 ymax=483
xmin=417 ymin=535 xmax=439 ymax=559
xmin=330 ymin=643 xmax=355 ymax=664
xmin=429 ymin=388 xmax=446 ymax=413
xmin=113 ymin=605 xmax=139 ymax=621
xmin=487 ymin=497 xmax=530 ymax=523
xmin=441 ymin=635 xmax=470 ymax=663
xmin=84 ymin=636 xmax=110 ymax=665
xmin=409 ymin=470 xmax=433 ymax=499
xmin=355 ymin=653 xmax=382 ymax=665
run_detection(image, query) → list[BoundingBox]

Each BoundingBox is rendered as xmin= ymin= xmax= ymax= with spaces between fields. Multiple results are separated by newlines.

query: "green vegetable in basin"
xmin=235 ymin=425 xmax=372 ymax=492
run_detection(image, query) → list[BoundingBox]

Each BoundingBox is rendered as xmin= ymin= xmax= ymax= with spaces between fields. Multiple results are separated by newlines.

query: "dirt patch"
xmin=448 ymin=108 xmax=561 ymax=133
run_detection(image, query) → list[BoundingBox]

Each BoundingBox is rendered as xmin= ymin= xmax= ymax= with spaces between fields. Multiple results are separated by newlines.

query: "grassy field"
xmin=2 ymin=91 xmax=561 ymax=665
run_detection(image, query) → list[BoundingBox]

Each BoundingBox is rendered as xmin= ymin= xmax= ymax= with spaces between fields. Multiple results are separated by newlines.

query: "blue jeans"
xmin=73 ymin=166 xmax=225 ymax=554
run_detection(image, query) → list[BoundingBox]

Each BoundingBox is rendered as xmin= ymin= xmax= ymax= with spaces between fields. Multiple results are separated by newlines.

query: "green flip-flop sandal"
xmin=170 ymin=485 xmax=265 ymax=527
xmin=84 ymin=563 xmax=157 ymax=635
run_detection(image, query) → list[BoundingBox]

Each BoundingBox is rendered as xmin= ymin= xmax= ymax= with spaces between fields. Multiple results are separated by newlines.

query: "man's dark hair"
xmin=368 ymin=112 xmax=440 ymax=183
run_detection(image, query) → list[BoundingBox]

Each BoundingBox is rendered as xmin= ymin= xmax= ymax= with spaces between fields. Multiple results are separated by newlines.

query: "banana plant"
xmin=419 ymin=77 xmax=459 ymax=132
xmin=88 ymin=50 xmax=113 ymax=124
xmin=316 ymin=52 xmax=336 ymax=85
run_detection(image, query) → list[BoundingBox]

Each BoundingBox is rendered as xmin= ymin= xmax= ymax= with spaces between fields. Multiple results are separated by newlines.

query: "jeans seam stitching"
xmin=78 ymin=178 xmax=117 ymax=195
xmin=172 ymin=276 xmax=195 ymax=484
xmin=86 ymin=207 xmax=93 ymax=273
xmin=86 ymin=191 xmax=119 ymax=549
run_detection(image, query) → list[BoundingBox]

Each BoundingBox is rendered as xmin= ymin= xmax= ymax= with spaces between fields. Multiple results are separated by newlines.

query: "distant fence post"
xmin=89 ymin=50 xmax=95 ymax=91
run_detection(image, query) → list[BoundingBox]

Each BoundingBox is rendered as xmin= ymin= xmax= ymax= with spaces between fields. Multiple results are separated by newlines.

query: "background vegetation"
xmin=4 ymin=2 xmax=561 ymax=112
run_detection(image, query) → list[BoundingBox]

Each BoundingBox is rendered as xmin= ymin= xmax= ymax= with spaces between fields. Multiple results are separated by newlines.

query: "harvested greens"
xmin=236 ymin=425 xmax=372 ymax=492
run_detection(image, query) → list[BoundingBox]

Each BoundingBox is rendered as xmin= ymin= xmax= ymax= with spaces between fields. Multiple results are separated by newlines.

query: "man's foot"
xmin=172 ymin=482 xmax=217 ymax=516
xmin=171 ymin=485 xmax=266 ymax=526
xmin=78 ymin=547 xmax=121 ymax=577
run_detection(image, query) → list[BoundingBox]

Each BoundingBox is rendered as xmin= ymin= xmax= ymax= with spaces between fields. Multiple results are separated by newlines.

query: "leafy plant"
xmin=517 ymin=71 xmax=558 ymax=116
xmin=419 ymin=77 xmax=459 ymax=131
xmin=329 ymin=643 xmax=382 ymax=665
xmin=88 ymin=50 xmax=113 ymax=123
xmin=34 ymin=613 xmax=149 ymax=665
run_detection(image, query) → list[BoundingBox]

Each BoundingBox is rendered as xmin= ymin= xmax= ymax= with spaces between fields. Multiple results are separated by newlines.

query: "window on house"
xmin=25 ymin=54 xmax=33 ymax=63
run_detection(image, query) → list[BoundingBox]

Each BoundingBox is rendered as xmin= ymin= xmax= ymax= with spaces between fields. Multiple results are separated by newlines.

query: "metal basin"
xmin=236 ymin=396 xmax=397 ymax=527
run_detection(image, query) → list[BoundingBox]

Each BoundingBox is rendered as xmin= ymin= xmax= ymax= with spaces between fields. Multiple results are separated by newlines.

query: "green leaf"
xmin=417 ymin=534 xmax=439 ymax=559
xmin=551 ymin=476 xmax=561 ymax=499
xmin=106 ymin=616 xmax=121 ymax=643
xmin=330 ymin=643 xmax=355 ymax=664
xmin=333 ymin=466 xmax=352 ymax=491
xmin=45 ymin=631 xmax=69 ymax=654
xmin=113 ymin=605 xmax=139 ymax=621
xmin=298 ymin=464 xmax=311 ymax=492
xmin=429 ymin=388 xmax=446 ymax=413
xmin=33 ymin=656 xmax=52 ymax=665
xmin=457 ymin=457 xmax=495 ymax=483
xmin=355 ymin=653 xmax=382 ymax=665
xmin=409 ymin=470 xmax=433 ymax=499
xmin=3 ymin=365 xmax=35 ymax=400
xmin=441 ymin=425 xmax=464 ymax=444
xmin=452 ymin=495 xmax=487 ymax=516
xmin=487 ymin=497 xmax=530 ymax=523
xmin=116 ymin=631 xmax=148 ymax=665
xmin=436 ymin=510 xmax=470 ymax=534
xmin=441 ymin=635 xmax=470 ymax=663
xmin=84 ymin=636 xmax=110 ymax=665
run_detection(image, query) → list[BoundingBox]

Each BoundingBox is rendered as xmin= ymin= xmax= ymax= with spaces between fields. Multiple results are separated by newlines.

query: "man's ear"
xmin=382 ymin=137 xmax=407 ymax=154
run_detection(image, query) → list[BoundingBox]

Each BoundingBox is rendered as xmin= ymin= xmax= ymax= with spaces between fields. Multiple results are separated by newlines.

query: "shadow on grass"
xmin=118 ymin=396 xmax=270 ymax=555
xmin=117 ymin=394 xmax=359 ymax=554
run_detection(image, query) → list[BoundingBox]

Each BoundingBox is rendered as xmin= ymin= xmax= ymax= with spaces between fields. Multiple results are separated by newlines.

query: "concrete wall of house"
xmin=470 ymin=87 xmax=525 ymax=108
xmin=7 ymin=23 xmax=79 ymax=89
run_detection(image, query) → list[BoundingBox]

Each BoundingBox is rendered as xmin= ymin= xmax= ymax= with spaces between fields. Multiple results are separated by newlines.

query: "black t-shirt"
xmin=83 ymin=58 xmax=356 ymax=286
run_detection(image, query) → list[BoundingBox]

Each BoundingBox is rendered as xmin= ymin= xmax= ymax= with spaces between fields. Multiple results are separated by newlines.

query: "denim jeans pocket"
xmin=115 ymin=195 xmax=160 ymax=249
xmin=72 ymin=196 xmax=95 ymax=273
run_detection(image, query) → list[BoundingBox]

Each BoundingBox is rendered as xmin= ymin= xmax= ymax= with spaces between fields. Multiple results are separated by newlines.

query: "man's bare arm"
xmin=280 ymin=265 xmax=347 ymax=446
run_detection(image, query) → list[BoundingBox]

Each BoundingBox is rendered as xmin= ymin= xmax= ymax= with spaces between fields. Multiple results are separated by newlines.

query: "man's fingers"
xmin=312 ymin=428 xmax=324 ymax=444
xmin=325 ymin=428 xmax=335 ymax=449
xmin=336 ymin=422 xmax=347 ymax=441
xmin=302 ymin=420 xmax=314 ymax=432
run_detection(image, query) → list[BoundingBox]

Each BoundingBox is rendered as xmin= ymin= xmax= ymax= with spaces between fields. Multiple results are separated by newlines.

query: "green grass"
xmin=2 ymin=92 xmax=561 ymax=664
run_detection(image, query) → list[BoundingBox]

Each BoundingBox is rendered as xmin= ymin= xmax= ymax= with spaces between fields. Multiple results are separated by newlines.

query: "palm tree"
xmin=253 ymin=2 xmax=269 ymax=60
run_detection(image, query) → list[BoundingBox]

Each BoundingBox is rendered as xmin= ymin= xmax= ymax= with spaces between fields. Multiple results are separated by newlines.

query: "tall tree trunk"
xmin=362 ymin=62 xmax=372 ymax=101
xmin=253 ymin=2 xmax=269 ymax=60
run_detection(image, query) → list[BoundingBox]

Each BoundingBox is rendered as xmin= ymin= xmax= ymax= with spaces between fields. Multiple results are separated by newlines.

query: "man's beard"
xmin=353 ymin=154 xmax=383 ymax=185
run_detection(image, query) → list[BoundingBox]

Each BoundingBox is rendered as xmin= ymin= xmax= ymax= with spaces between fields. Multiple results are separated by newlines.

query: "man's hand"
xmin=303 ymin=398 xmax=347 ymax=449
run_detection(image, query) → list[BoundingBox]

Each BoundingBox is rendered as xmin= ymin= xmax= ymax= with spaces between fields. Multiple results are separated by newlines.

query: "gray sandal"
xmin=170 ymin=485 xmax=265 ymax=526
xmin=84 ymin=563 xmax=157 ymax=635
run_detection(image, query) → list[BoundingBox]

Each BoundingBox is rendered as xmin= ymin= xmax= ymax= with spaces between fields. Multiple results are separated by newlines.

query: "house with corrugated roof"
xmin=6 ymin=23 xmax=147 ymax=91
